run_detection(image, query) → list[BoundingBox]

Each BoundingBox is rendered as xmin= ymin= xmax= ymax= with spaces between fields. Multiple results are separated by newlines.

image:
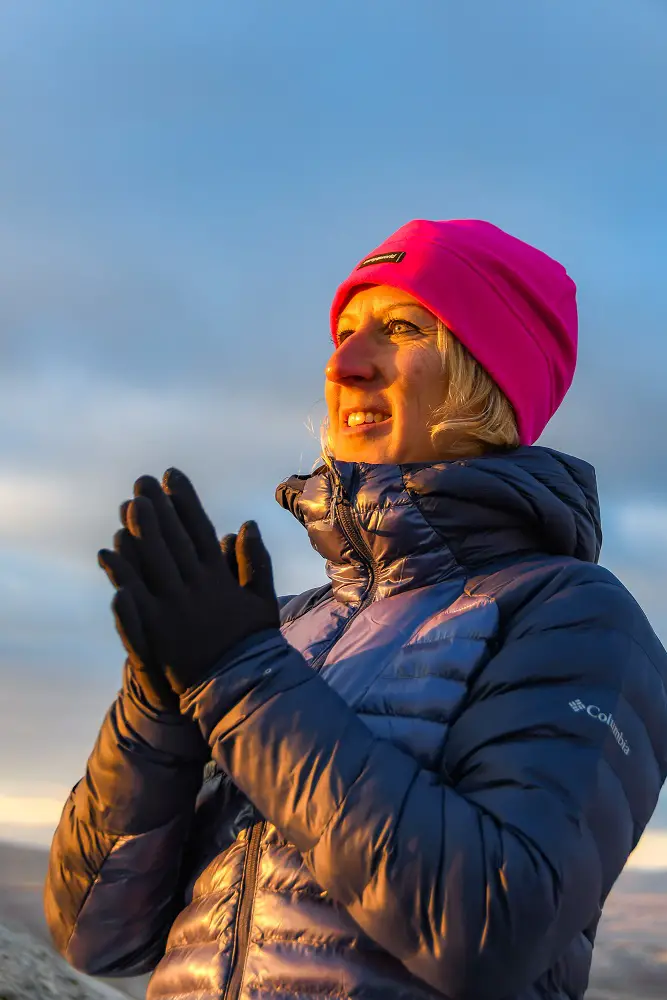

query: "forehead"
xmin=337 ymin=284 xmax=430 ymax=321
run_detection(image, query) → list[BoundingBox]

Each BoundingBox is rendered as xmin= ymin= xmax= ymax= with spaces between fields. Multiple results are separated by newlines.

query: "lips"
xmin=340 ymin=406 xmax=392 ymax=426
xmin=341 ymin=415 xmax=392 ymax=434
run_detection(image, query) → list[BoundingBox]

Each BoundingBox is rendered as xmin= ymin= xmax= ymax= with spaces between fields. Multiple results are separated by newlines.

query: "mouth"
xmin=341 ymin=411 xmax=393 ymax=435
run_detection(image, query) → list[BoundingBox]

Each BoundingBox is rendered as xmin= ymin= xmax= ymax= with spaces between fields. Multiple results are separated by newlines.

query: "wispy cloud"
xmin=613 ymin=503 xmax=667 ymax=552
xmin=0 ymin=795 xmax=68 ymax=829
xmin=0 ymin=367 xmax=325 ymax=562
xmin=627 ymin=831 xmax=667 ymax=870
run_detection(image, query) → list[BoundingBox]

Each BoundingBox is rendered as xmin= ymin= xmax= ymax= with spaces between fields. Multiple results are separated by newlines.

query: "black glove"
xmin=101 ymin=514 xmax=181 ymax=714
xmin=98 ymin=468 xmax=280 ymax=696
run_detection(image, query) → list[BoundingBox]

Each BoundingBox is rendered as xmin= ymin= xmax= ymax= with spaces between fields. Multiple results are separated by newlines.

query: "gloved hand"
xmin=98 ymin=468 xmax=280 ymax=696
xmin=101 ymin=510 xmax=181 ymax=715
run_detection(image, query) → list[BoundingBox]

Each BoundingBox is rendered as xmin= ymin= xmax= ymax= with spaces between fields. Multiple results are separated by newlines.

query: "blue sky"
xmin=1 ymin=0 xmax=667 ymax=862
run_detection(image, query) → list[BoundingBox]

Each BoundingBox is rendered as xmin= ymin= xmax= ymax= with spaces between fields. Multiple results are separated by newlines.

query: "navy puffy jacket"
xmin=44 ymin=446 xmax=667 ymax=1000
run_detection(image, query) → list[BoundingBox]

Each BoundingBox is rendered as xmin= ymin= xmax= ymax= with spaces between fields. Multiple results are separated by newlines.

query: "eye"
xmin=385 ymin=318 xmax=420 ymax=335
xmin=336 ymin=318 xmax=421 ymax=345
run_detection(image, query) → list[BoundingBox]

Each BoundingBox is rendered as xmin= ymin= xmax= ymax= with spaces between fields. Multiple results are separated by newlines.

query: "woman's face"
xmin=325 ymin=284 xmax=446 ymax=464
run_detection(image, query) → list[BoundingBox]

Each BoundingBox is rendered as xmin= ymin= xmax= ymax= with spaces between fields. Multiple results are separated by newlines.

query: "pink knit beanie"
xmin=329 ymin=219 xmax=578 ymax=446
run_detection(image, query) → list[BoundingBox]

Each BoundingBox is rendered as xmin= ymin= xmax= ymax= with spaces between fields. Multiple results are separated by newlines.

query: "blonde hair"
xmin=314 ymin=318 xmax=519 ymax=469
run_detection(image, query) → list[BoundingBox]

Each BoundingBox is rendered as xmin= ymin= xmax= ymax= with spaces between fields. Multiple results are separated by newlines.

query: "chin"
xmin=337 ymin=450 xmax=402 ymax=466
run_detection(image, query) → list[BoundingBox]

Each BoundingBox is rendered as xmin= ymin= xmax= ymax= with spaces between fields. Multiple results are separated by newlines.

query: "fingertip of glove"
xmin=130 ymin=495 xmax=152 ymax=514
xmin=133 ymin=474 xmax=161 ymax=497
xmin=162 ymin=467 xmax=186 ymax=492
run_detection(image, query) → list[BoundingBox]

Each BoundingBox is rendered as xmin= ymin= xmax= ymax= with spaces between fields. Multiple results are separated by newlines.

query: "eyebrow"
xmin=337 ymin=301 xmax=432 ymax=327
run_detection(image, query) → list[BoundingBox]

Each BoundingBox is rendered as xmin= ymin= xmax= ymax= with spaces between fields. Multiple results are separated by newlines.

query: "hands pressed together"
xmin=98 ymin=468 xmax=281 ymax=711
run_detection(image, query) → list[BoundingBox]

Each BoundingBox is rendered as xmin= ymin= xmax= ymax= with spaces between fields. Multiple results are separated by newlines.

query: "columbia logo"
xmin=569 ymin=700 xmax=631 ymax=755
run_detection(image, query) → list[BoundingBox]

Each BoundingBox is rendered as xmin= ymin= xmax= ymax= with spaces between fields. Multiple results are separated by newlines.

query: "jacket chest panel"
xmin=281 ymin=596 xmax=355 ymax=669
xmin=356 ymin=592 xmax=499 ymax=769
xmin=287 ymin=581 xmax=499 ymax=771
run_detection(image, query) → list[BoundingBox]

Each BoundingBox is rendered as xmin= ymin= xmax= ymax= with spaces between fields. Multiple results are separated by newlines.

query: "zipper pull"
xmin=326 ymin=474 xmax=343 ymax=527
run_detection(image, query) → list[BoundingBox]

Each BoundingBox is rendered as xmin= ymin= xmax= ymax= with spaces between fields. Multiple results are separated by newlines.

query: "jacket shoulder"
xmin=279 ymin=582 xmax=333 ymax=626
xmin=467 ymin=555 xmax=667 ymax=681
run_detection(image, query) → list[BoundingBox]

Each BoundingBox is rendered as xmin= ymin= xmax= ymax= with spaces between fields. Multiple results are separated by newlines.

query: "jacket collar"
xmin=275 ymin=446 xmax=602 ymax=605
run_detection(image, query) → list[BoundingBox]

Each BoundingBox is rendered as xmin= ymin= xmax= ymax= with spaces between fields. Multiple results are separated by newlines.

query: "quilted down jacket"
xmin=44 ymin=445 xmax=667 ymax=1000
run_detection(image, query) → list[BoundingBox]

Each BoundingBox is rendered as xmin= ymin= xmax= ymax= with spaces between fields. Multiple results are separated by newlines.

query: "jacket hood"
xmin=275 ymin=446 xmax=602 ymax=604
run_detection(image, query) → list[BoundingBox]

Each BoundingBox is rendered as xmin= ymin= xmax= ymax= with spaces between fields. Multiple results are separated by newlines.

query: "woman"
xmin=44 ymin=219 xmax=667 ymax=1000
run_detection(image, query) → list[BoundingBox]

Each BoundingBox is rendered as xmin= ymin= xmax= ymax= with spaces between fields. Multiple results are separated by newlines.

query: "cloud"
xmin=0 ymin=365 xmax=326 ymax=562
xmin=0 ymin=795 xmax=68 ymax=828
xmin=540 ymin=367 xmax=667 ymax=500
xmin=0 ymin=362 xmax=329 ymax=798
xmin=612 ymin=503 xmax=667 ymax=552
xmin=0 ymin=473 xmax=72 ymax=540
xmin=0 ymin=366 xmax=329 ymax=794
xmin=626 ymin=831 xmax=667 ymax=870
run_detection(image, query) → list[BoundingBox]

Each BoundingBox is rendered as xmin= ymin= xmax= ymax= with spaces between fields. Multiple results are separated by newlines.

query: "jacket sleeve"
xmin=44 ymin=658 xmax=210 ymax=978
xmin=180 ymin=576 xmax=667 ymax=1000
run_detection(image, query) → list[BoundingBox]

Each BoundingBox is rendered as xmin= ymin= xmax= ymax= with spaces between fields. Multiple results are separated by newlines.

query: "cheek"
xmin=398 ymin=346 xmax=442 ymax=395
xmin=325 ymin=382 xmax=338 ymax=409
xmin=395 ymin=353 xmax=444 ymax=433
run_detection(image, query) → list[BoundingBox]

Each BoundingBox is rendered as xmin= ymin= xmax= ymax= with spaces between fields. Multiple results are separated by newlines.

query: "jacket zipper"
xmin=223 ymin=489 xmax=376 ymax=996
xmin=310 ymin=495 xmax=378 ymax=672
xmin=223 ymin=817 xmax=264 ymax=1000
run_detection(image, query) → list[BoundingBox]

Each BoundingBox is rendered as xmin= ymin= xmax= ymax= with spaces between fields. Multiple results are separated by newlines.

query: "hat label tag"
xmin=357 ymin=250 xmax=406 ymax=269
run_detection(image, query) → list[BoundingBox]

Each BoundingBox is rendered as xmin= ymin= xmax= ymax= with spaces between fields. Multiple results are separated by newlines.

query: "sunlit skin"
xmin=325 ymin=284 xmax=449 ymax=464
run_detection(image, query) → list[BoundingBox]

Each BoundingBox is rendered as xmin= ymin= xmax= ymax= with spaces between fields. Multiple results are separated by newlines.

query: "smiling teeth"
xmin=347 ymin=411 xmax=390 ymax=426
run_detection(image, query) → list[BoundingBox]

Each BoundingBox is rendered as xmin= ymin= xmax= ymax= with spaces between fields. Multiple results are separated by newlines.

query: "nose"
xmin=325 ymin=332 xmax=378 ymax=385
